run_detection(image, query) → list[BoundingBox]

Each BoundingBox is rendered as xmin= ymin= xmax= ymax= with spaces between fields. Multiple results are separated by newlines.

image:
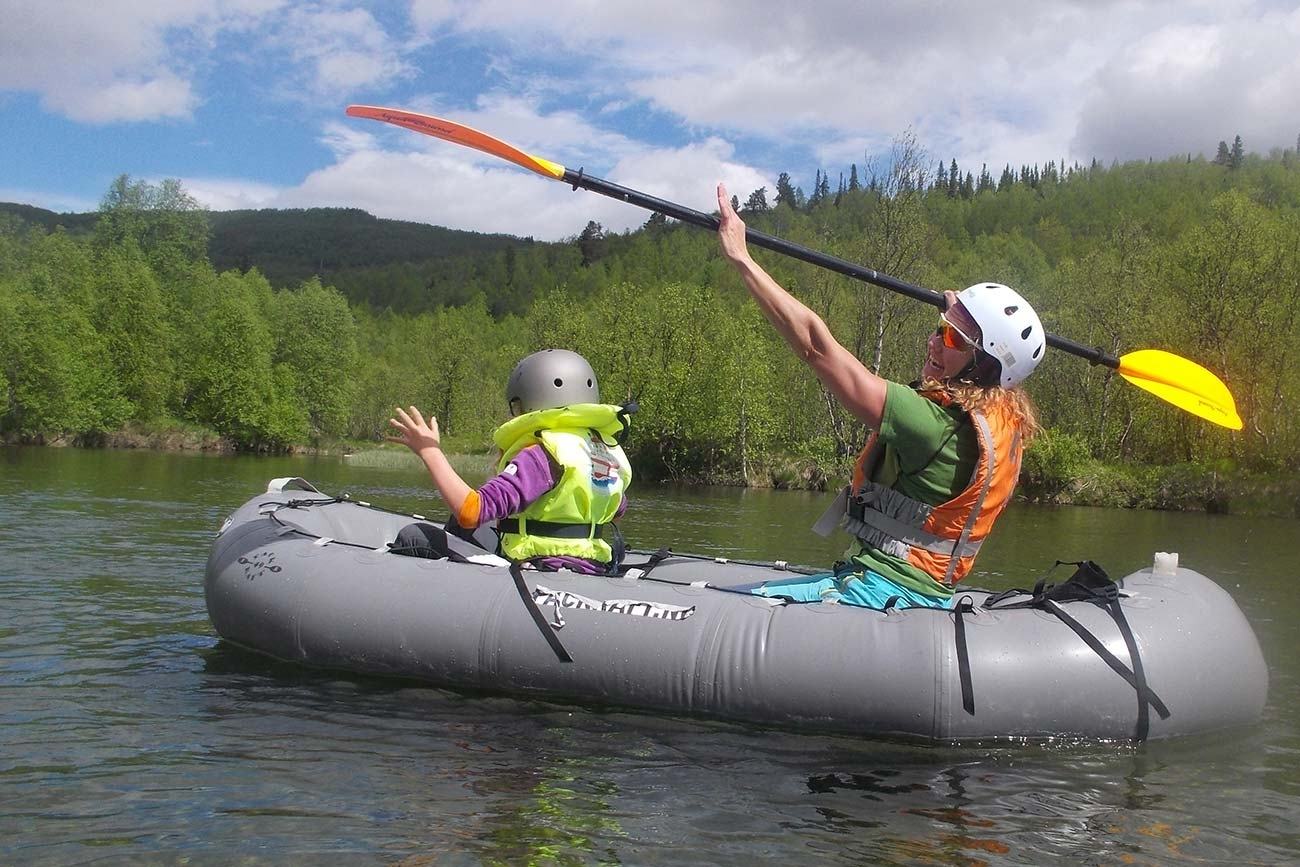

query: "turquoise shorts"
xmin=752 ymin=569 xmax=953 ymax=610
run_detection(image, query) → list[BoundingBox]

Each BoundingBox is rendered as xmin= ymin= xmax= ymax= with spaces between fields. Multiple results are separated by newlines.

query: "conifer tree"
xmin=1230 ymin=135 xmax=1244 ymax=169
xmin=577 ymin=220 xmax=605 ymax=267
xmin=948 ymin=159 xmax=960 ymax=198
xmin=1214 ymin=140 xmax=1231 ymax=165
xmin=808 ymin=170 xmax=824 ymax=207
xmin=774 ymin=173 xmax=797 ymax=208
xmin=936 ymin=161 xmax=948 ymax=193
xmin=848 ymin=164 xmax=860 ymax=191
xmin=742 ymin=187 xmax=770 ymax=213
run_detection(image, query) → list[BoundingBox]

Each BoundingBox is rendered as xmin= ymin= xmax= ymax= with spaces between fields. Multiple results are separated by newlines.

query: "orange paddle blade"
xmin=346 ymin=105 xmax=566 ymax=180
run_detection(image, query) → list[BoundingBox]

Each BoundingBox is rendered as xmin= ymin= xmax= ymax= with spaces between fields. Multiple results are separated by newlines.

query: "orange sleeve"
xmin=456 ymin=489 xmax=481 ymax=528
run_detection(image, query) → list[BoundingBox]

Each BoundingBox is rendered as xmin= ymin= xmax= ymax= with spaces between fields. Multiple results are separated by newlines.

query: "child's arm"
xmin=388 ymin=406 xmax=473 ymax=517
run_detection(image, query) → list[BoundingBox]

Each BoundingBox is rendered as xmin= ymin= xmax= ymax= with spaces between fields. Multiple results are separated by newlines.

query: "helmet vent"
xmin=1004 ymin=305 xmax=1018 ymax=316
xmin=553 ymin=378 xmax=563 ymax=387
xmin=1021 ymin=326 xmax=1033 ymax=339
xmin=586 ymin=378 xmax=593 ymax=387
xmin=1032 ymin=344 xmax=1043 ymax=359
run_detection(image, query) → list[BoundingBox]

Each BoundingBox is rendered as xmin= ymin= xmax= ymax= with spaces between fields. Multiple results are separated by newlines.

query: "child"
xmin=388 ymin=349 xmax=632 ymax=574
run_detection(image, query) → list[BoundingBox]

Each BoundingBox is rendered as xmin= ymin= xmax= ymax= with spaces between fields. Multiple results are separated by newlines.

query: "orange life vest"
xmin=842 ymin=394 xmax=1024 ymax=586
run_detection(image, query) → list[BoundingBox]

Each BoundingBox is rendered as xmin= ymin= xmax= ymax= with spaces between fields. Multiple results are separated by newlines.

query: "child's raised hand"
xmin=387 ymin=406 xmax=442 ymax=454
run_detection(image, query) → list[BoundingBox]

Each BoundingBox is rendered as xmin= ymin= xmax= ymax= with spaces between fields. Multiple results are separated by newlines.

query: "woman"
xmin=715 ymin=183 xmax=1043 ymax=608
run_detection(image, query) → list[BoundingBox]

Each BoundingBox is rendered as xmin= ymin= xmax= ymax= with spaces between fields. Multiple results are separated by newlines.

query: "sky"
xmin=2 ymin=0 xmax=1299 ymax=241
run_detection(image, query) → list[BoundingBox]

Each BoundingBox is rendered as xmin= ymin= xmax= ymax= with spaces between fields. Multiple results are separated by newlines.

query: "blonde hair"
xmin=920 ymin=379 xmax=1041 ymax=444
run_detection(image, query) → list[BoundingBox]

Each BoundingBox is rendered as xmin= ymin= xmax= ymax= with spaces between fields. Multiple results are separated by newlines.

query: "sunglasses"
xmin=936 ymin=313 xmax=978 ymax=351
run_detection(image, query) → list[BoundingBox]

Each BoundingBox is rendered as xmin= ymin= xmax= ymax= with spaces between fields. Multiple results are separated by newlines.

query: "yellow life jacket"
xmin=492 ymin=403 xmax=632 ymax=564
xmin=843 ymin=393 xmax=1024 ymax=586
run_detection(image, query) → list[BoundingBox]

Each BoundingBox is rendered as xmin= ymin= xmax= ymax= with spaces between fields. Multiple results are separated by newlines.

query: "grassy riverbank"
xmin=8 ymin=421 xmax=1296 ymax=518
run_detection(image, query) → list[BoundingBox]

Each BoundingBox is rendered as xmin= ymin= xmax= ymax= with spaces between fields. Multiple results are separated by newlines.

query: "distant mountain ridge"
xmin=0 ymin=202 xmax=536 ymax=311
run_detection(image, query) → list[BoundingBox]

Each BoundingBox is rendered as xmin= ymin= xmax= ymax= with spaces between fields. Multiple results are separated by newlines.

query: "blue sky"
xmin=3 ymin=0 xmax=1299 ymax=241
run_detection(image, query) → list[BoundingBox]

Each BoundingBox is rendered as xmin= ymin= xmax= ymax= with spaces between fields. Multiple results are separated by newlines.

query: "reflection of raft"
xmin=204 ymin=479 xmax=1269 ymax=743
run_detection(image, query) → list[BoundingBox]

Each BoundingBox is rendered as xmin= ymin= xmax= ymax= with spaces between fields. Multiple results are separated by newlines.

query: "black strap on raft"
xmin=982 ymin=560 xmax=1171 ymax=741
xmin=619 ymin=547 xmax=672 ymax=578
xmin=952 ymin=596 xmax=978 ymax=715
xmin=509 ymin=562 xmax=573 ymax=663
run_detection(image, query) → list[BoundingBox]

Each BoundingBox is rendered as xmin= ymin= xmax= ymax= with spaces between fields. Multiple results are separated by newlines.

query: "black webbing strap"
xmin=498 ymin=518 xmax=607 ymax=540
xmin=1042 ymin=598 xmax=1170 ymax=740
xmin=953 ymin=596 xmax=977 ymax=715
xmin=619 ymin=547 xmax=672 ymax=577
xmin=509 ymin=562 xmax=573 ymax=663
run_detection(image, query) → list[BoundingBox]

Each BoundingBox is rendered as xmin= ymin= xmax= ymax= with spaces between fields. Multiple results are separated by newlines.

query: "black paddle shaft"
xmin=562 ymin=168 xmax=1119 ymax=371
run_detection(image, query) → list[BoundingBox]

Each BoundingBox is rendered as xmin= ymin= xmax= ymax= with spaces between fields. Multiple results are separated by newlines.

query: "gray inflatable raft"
xmin=204 ymin=479 xmax=1269 ymax=742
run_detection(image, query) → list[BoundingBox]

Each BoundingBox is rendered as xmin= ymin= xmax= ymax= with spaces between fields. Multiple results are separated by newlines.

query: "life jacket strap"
xmin=498 ymin=518 xmax=608 ymax=540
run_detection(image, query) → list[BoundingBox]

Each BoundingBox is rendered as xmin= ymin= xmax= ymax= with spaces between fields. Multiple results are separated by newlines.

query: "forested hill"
xmin=205 ymin=208 xmax=524 ymax=297
xmin=0 ymin=202 xmax=535 ymax=313
xmin=0 ymin=202 xmax=99 ymax=234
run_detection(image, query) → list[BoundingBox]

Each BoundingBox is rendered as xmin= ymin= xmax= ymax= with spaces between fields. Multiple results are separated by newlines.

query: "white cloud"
xmin=399 ymin=0 xmax=1298 ymax=167
xmin=0 ymin=1 xmax=211 ymax=123
xmin=273 ymin=5 xmax=414 ymax=96
xmin=0 ymin=0 xmax=408 ymax=123
xmin=180 ymin=176 xmax=284 ymax=210
xmin=47 ymin=75 xmax=197 ymax=125
xmin=1073 ymin=9 xmax=1300 ymax=160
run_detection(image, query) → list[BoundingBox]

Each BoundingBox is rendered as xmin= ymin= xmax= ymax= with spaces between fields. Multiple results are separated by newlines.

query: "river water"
xmin=1 ymin=447 xmax=1296 ymax=864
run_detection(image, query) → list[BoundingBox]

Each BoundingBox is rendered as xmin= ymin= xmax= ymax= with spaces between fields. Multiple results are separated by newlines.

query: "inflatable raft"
xmin=204 ymin=479 xmax=1269 ymax=742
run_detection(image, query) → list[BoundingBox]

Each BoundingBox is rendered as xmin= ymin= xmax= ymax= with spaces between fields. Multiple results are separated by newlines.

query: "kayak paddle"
xmin=345 ymin=105 xmax=1243 ymax=430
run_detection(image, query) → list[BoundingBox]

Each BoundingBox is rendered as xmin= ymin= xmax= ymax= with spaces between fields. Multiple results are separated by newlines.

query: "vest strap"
xmin=842 ymin=509 xmax=984 ymax=558
xmin=498 ymin=518 xmax=607 ymax=540
xmin=943 ymin=411 xmax=997 ymax=584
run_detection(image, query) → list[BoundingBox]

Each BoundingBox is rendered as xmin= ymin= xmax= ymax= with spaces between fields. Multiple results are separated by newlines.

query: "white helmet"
xmin=505 ymin=349 xmax=600 ymax=415
xmin=955 ymin=283 xmax=1045 ymax=388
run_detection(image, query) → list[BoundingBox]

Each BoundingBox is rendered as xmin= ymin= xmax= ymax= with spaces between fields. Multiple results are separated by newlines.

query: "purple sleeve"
xmin=476 ymin=444 xmax=560 ymax=524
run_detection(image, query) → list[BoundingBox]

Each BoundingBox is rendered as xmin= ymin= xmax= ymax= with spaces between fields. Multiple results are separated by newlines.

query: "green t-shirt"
xmin=845 ymin=381 xmax=978 ymax=598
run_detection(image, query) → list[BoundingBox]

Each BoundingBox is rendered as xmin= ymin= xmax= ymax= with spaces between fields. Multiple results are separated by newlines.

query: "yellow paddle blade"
xmin=346 ymin=105 xmax=566 ymax=180
xmin=1117 ymin=349 xmax=1243 ymax=430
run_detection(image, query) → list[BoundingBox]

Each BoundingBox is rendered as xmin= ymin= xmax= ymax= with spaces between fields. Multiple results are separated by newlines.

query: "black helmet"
xmin=505 ymin=349 xmax=600 ymax=416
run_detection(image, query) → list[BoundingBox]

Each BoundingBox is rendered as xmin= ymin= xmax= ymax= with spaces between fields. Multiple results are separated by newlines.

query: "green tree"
xmin=273 ymin=278 xmax=358 ymax=438
xmin=577 ymin=221 xmax=606 ymax=267
xmin=1229 ymin=135 xmax=1245 ymax=170
xmin=743 ymin=187 xmax=770 ymax=213
xmin=95 ymin=175 xmax=209 ymax=277
xmin=774 ymin=173 xmax=798 ymax=209
xmin=180 ymin=268 xmax=305 ymax=448
xmin=0 ymin=277 xmax=129 ymax=438
xmin=92 ymin=243 xmax=175 ymax=420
